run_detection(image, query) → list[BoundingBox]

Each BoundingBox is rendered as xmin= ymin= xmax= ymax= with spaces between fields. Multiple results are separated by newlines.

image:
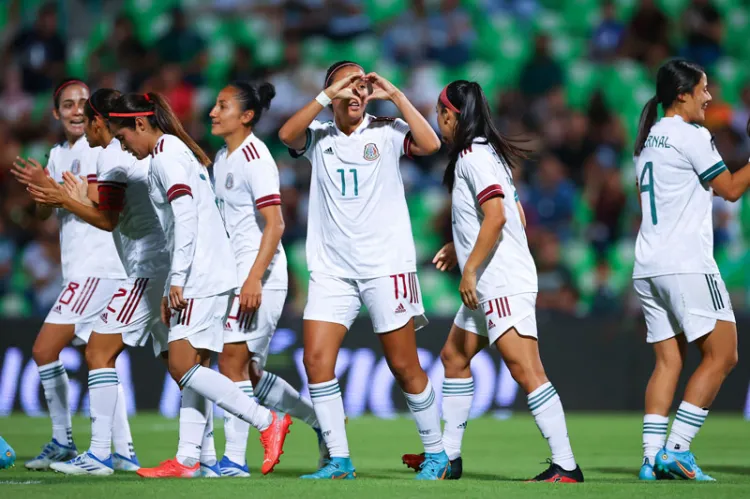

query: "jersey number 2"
xmin=337 ymin=168 xmax=358 ymax=196
xmin=640 ymin=161 xmax=657 ymax=225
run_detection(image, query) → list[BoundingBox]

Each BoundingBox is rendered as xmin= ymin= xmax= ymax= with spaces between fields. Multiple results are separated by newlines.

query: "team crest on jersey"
xmin=70 ymin=159 xmax=81 ymax=175
xmin=225 ymin=173 xmax=234 ymax=190
xmin=363 ymin=143 xmax=379 ymax=161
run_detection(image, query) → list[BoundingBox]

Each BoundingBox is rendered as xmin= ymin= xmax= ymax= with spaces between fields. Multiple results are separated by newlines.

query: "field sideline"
xmin=1 ymin=413 xmax=749 ymax=498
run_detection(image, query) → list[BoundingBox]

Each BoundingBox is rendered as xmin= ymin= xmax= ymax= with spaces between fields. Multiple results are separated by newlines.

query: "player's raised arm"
xmin=708 ymin=164 xmax=750 ymax=202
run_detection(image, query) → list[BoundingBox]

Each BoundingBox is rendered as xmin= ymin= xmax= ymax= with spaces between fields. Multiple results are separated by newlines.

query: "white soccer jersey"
xmin=96 ymin=138 xmax=170 ymax=278
xmin=633 ymin=115 xmax=726 ymax=278
xmin=291 ymin=114 xmax=417 ymax=278
xmin=46 ymin=136 xmax=126 ymax=281
xmin=451 ymin=140 xmax=537 ymax=302
xmin=213 ymin=134 xmax=288 ymax=290
xmin=148 ymin=134 xmax=237 ymax=298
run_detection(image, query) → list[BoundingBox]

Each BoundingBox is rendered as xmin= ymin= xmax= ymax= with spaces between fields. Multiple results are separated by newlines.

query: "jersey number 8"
xmin=639 ymin=161 xmax=657 ymax=225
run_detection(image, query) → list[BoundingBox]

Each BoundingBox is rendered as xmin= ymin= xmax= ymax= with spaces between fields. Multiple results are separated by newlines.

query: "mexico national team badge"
xmin=71 ymin=159 xmax=80 ymax=175
xmin=225 ymin=172 xmax=234 ymax=189
xmin=363 ymin=143 xmax=379 ymax=161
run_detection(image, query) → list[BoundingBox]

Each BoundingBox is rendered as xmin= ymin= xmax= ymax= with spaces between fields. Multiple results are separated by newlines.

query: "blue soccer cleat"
xmin=300 ymin=457 xmax=356 ymax=479
xmin=639 ymin=457 xmax=674 ymax=481
xmin=655 ymin=447 xmax=715 ymax=481
xmin=49 ymin=452 xmax=114 ymax=476
xmin=218 ymin=456 xmax=250 ymax=477
xmin=25 ymin=439 xmax=78 ymax=470
xmin=200 ymin=460 xmax=222 ymax=478
xmin=0 ymin=437 xmax=16 ymax=469
xmin=415 ymin=451 xmax=451 ymax=481
xmin=113 ymin=452 xmax=140 ymax=472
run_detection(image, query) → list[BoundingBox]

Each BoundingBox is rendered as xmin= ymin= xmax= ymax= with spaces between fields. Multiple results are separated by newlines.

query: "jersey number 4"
xmin=639 ymin=161 xmax=657 ymax=225
xmin=337 ymin=168 xmax=358 ymax=196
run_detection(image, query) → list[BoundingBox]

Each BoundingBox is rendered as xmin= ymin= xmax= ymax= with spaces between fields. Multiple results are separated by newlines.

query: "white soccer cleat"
xmin=25 ymin=439 xmax=78 ymax=470
xmin=49 ymin=452 xmax=114 ymax=476
xmin=113 ymin=453 xmax=141 ymax=472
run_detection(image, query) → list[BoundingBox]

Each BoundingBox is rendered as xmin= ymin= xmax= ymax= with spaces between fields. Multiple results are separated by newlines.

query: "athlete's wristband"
xmin=315 ymin=91 xmax=332 ymax=107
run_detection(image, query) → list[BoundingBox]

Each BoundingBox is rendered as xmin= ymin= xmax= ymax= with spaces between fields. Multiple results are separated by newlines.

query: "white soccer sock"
xmin=112 ymin=383 xmax=135 ymax=459
xmin=404 ymin=380 xmax=444 ymax=455
xmin=223 ymin=381 xmax=254 ymax=465
xmin=38 ymin=361 xmax=73 ymax=446
xmin=255 ymin=371 xmax=319 ymax=428
xmin=642 ymin=414 xmax=669 ymax=463
xmin=527 ymin=382 xmax=576 ymax=471
xmin=441 ymin=377 xmax=474 ymax=460
xmin=667 ymin=401 xmax=708 ymax=452
xmin=88 ymin=369 xmax=119 ymax=460
xmin=179 ymin=365 xmax=272 ymax=432
xmin=309 ymin=379 xmax=349 ymax=458
xmin=177 ymin=387 xmax=207 ymax=466
xmin=200 ymin=401 xmax=217 ymax=466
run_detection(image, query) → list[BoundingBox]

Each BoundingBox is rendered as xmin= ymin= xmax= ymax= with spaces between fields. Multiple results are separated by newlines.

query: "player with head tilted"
xmin=25 ymin=88 xmax=173 ymax=475
xmin=211 ymin=81 xmax=327 ymax=477
xmin=403 ymin=80 xmax=583 ymax=483
xmin=107 ymin=92 xmax=291 ymax=478
xmin=632 ymin=59 xmax=750 ymax=481
xmin=279 ymin=61 xmax=449 ymax=480
xmin=11 ymin=79 xmax=134 ymax=471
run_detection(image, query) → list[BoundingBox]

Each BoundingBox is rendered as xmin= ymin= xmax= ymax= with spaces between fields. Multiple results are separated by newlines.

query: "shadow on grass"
xmin=704 ymin=465 xmax=750 ymax=476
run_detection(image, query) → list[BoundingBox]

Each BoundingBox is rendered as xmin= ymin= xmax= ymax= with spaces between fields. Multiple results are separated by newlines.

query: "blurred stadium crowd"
xmin=1 ymin=0 xmax=750 ymax=319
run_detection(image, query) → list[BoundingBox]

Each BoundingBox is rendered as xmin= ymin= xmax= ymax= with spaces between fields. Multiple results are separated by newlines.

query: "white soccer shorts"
xmin=634 ymin=273 xmax=735 ymax=344
xmin=224 ymin=288 xmax=286 ymax=368
xmin=304 ymin=271 xmax=428 ymax=333
xmin=168 ymin=290 xmax=233 ymax=353
xmin=45 ymin=278 xmax=123 ymax=345
xmin=94 ymin=276 xmax=169 ymax=356
xmin=454 ymin=292 xmax=538 ymax=345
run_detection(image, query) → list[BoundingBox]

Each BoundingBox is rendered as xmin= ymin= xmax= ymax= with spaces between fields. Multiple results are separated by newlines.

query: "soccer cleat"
xmin=0 ymin=437 xmax=16 ymax=469
xmin=300 ymin=456 xmax=356 ymax=479
xmin=136 ymin=458 xmax=200 ymax=478
xmin=655 ymin=448 xmax=715 ymax=481
xmin=200 ymin=461 xmax=221 ymax=478
xmin=415 ymin=451 xmax=451 ymax=480
xmin=219 ymin=456 xmax=250 ymax=477
xmin=314 ymin=427 xmax=331 ymax=468
xmin=639 ymin=457 xmax=673 ymax=481
xmin=25 ymin=439 xmax=78 ymax=470
xmin=49 ymin=452 xmax=114 ymax=476
xmin=259 ymin=411 xmax=292 ymax=475
xmin=113 ymin=453 xmax=141 ymax=472
xmin=528 ymin=459 xmax=584 ymax=483
xmin=401 ymin=453 xmax=463 ymax=479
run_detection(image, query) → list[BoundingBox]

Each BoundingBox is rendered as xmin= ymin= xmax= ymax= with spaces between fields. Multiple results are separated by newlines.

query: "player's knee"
xmin=218 ymin=352 xmax=245 ymax=381
xmin=505 ymin=359 xmax=546 ymax=393
xmin=84 ymin=346 xmax=114 ymax=370
xmin=655 ymin=348 xmax=684 ymax=373
xmin=32 ymin=341 xmax=56 ymax=366
xmin=168 ymin=358 xmax=194 ymax=383
xmin=388 ymin=356 xmax=423 ymax=387
xmin=718 ymin=348 xmax=738 ymax=374
xmin=440 ymin=345 xmax=470 ymax=377
xmin=303 ymin=349 xmax=333 ymax=381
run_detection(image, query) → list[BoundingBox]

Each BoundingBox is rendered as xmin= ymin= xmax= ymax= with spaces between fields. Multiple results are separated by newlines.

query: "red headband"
xmin=439 ymin=86 xmax=460 ymax=114
xmin=109 ymin=111 xmax=155 ymax=117
xmin=54 ymin=80 xmax=89 ymax=99
xmin=88 ymin=97 xmax=103 ymax=118
xmin=144 ymin=93 xmax=150 ymax=102
xmin=324 ymin=63 xmax=364 ymax=88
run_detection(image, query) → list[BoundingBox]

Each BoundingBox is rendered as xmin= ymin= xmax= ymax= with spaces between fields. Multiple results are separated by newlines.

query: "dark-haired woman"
xmin=279 ymin=61 xmax=449 ymax=480
xmin=26 ymin=87 xmax=174 ymax=475
xmin=211 ymin=81 xmax=326 ymax=476
xmin=11 ymin=79 xmax=132 ymax=471
xmin=631 ymin=59 xmax=750 ymax=481
xmin=403 ymin=80 xmax=583 ymax=483
xmin=107 ymin=92 xmax=291 ymax=478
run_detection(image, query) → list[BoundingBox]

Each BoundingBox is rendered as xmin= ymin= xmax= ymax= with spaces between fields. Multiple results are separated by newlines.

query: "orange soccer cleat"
xmin=259 ymin=412 xmax=292 ymax=475
xmin=136 ymin=458 xmax=199 ymax=478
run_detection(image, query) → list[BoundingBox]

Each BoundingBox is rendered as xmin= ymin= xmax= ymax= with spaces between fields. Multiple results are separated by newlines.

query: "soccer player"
xmin=403 ymin=80 xmax=584 ymax=483
xmin=25 ymin=88 xmax=172 ymax=475
xmin=632 ymin=59 xmax=749 ymax=481
xmin=211 ymin=81 xmax=326 ymax=476
xmin=279 ymin=61 xmax=449 ymax=480
xmin=11 ymin=79 xmax=134 ymax=471
xmin=108 ymin=92 xmax=292 ymax=478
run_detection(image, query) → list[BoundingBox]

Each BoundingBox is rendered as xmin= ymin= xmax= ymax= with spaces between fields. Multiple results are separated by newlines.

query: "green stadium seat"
xmin=301 ymin=37 xmax=336 ymax=67
xmin=615 ymin=0 xmax=638 ymax=22
xmin=607 ymin=239 xmax=635 ymax=293
xmin=66 ymin=40 xmax=88 ymax=79
xmin=562 ymin=0 xmax=602 ymax=35
xmin=254 ymin=37 xmax=285 ymax=69
xmin=418 ymin=268 xmax=462 ymax=317
xmin=364 ymin=0 xmax=409 ymax=25
xmin=205 ymin=37 xmax=235 ymax=88
xmin=656 ymin=0 xmax=690 ymax=19
xmin=724 ymin=7 xmax=750 ymax=59
xmin=407 ymin=188 xmax=445 ymax=262
xmin=372 ymin=60 xmax=406 ymax=90
xmin=533 ymin=9 xmax=565 ymax=35
xmin=550 ymin=33 xmax=586 ymax=67
xmin=714 ymin=57 xmax=749 ymax=107
xmin=565 ymin=59 xmax=601 ymax=110
xmin=474 ymin=16 xmax=530 ymax=87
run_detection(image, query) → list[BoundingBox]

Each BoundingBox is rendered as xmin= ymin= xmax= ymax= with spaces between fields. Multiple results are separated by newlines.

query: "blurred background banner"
xmin=2 ymin=315 xmax=750 ymax=416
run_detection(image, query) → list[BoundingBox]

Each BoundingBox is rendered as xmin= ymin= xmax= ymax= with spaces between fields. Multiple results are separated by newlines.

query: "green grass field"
xmin=1 ymin=413 xmax=749 ymax=498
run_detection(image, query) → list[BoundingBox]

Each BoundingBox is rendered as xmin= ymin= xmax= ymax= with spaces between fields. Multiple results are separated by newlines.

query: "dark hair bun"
xmin=258 ymin=83 xmax=276 ymax=110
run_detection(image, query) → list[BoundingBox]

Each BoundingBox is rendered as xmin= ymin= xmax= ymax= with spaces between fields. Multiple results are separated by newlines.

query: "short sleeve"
xmin=152 ymin=155 xmax=193 ymax=202
xmin=97 ymin=151 xmax=130 ymax=212
xmin=683 ymin=127 xmax=726 ymax=182
xmin=247 ymin=159 xmax=282 ymax=210
xmin=386 ymin=118 xmax=413 ymax=158
xmin=460 ymin=151 xmax=505 ymax=206
xmin=288 ymin=120 xmax=328 ymax=159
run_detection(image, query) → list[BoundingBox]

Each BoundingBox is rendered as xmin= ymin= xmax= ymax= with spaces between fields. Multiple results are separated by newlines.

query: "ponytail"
xmin=634 ymin=96 xmax=659 ymax=156
xmin=228 ymin=81 xmax=276 ymax=127
xmin=109 ymin=92 xmax=211 ymax=166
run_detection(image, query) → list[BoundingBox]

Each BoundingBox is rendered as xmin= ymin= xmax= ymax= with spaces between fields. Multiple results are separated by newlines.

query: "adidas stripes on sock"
xmin=404 ymin=380 xmax=444 ymax=455
xmin=88 ymin=369 xmax=119 ymax=460
xmin=527 ymin=382 xmax=577 ymax=471
xmin=112 ymin=383 xmax=135 ymax=459
xmin=309 ymin=379 xmax=349 ymax=458
xmin=642 ymin=414 xmax=668 ymax=464
xmin=223 ymin=381 xmax=254 ymax=465
xmin=667 ymin=401 xmax=708 ymax=452
xmin=255 ymin=371 xmax=319 ymax=428
xmin=38 ymin=361 xmax=73 ymax=446
xmin=442 ymin=377 xmax=474 ymax=460
xmin=200 ymin=402 xmax=216 ymax=466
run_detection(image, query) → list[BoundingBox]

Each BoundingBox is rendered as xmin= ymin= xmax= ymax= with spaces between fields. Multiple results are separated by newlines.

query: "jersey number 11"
xmin=337 ymin=168 xmax=358 ymax=196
